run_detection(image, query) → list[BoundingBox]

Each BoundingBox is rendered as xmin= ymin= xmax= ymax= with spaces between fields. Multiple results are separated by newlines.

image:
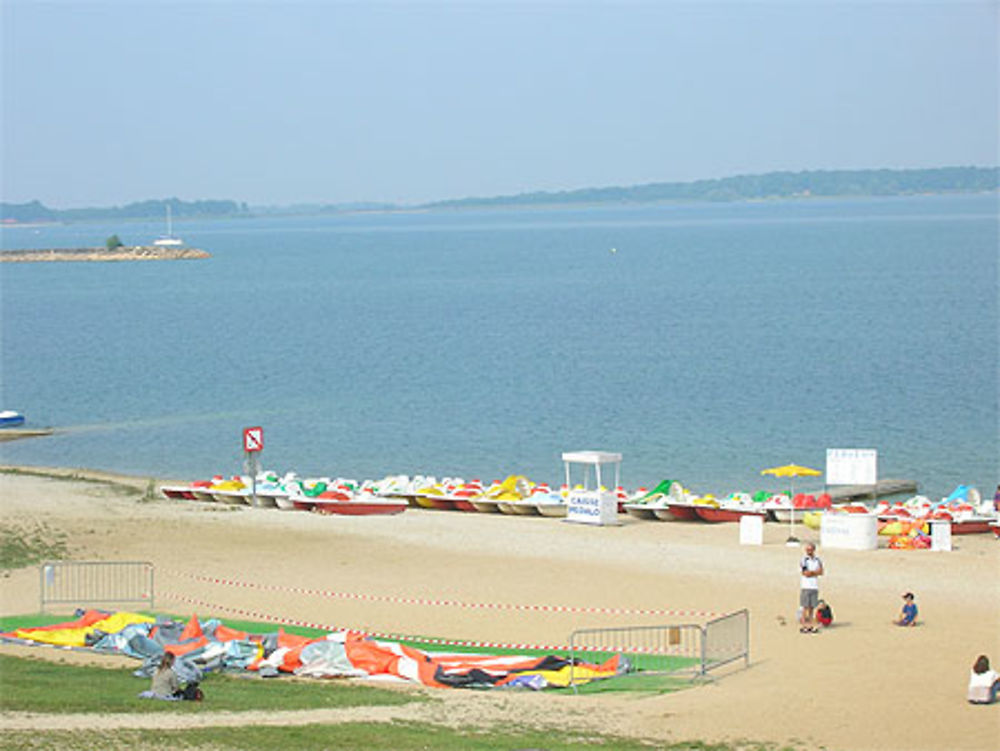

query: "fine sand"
xmin=1 ymin=467 xmax=998 ymax=750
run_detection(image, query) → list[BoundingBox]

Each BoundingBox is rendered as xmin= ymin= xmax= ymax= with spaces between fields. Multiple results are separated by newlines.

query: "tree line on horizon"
xmin=424 ymin=166 xmax=1000 ymax=209
xmin=2 ymin=167 xmax=997 ymax=223
xmin=0 ymin=198 xmax=247 ymax=224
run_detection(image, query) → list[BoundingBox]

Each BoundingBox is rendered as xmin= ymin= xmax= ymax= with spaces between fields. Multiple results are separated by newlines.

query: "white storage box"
xmin=820 ymin=513 xmax=878 ymax=550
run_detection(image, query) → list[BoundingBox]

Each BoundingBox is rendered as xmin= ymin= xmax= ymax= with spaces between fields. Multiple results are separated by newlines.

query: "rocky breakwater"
xmin=0 ymin=246 xmax=210 ymax=262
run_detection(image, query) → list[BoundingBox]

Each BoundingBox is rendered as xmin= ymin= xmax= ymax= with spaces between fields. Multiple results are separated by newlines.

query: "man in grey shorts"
xmin=799 ymin=542 xmax=824 ymax=633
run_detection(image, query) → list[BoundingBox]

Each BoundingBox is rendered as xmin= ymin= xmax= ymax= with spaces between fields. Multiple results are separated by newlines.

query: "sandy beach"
xmin=1 ymin=466 xmax=998 ymax=750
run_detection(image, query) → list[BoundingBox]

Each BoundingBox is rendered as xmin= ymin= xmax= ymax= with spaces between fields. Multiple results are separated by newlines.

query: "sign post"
xmin=242 ymin=427 xmax=263 ymax=507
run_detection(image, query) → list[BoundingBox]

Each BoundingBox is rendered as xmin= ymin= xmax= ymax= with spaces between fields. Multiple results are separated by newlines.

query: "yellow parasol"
xmin=761 ymin=464 xmax=822 ymax=544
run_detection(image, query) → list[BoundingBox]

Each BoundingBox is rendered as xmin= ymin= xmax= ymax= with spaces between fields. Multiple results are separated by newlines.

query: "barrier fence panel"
xmin=40 ymin=561 xmax=155 ymax=613
xmin=702 ymin=608 xmax=750 ymax=673
xmin=567 ymin=610 xmax=750 ymax=691
xmin=568 ymin=623 xmax=706 ymax=692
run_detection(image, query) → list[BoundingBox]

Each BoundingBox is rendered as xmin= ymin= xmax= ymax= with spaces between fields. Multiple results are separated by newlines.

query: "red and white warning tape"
xmin=164 ymin=569 xmax=720 ymax=619
xmin=160 ymin=591 xmax=684 ymax=654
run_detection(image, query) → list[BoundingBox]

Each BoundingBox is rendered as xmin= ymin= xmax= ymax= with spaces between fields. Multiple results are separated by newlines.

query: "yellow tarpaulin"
xmin=13 ymin=611 xmax=154 ymax=648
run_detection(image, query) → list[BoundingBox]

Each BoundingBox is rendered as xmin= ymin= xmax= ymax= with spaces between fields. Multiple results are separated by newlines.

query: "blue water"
xmin=1 ymin=195 xmax=996 ymax=498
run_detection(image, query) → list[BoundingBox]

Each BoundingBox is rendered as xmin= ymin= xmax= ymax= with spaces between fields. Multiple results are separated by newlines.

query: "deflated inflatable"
xmin=8 ymin=610 xmax=154 ymax=648
xmin=3 ymin=610 xmax=627 ymax=690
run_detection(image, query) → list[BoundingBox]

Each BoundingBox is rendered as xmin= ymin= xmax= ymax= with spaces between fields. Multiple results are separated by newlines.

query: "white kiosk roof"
xmin=561 ymin=450 xmax=622 ymax=465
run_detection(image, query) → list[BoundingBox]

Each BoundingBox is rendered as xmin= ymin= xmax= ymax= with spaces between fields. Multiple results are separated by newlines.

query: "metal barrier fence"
xmin=703 ymin=608 xmax=750 ymax=673
xmin=40 ymin=561 xmax=155 ymax=613
xmin=567 ymin=609 xmax=749 ymax=691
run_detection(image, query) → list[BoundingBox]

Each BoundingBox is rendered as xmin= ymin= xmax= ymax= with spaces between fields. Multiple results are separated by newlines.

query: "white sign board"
xmin=820 ymin=513 xmax=878 ymax=550
xmin=930 ymin=521 xmax=952 ymax=552
xmin=566 ymin=491 xmax=619 ymax=526
xmin=739 ymin=514 xmax=764 ymax=545
xmin=826 ymin=448 xmax=877 ymax=486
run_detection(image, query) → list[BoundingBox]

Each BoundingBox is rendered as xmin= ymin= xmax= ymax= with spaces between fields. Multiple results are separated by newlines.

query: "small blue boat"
xmin=0 ymin=410 xmax=25 ymax=428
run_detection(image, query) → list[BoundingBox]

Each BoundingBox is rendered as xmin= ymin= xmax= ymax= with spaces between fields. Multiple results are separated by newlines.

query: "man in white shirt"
xmin=799 ymin=542 xmax=824 ymax=633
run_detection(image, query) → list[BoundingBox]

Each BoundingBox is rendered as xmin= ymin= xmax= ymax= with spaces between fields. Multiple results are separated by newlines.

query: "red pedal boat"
xmin=694 ymin=506 xmax=768 ymax=523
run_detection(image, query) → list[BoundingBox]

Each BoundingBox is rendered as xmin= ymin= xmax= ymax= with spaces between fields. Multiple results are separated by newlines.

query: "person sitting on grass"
xmin=139 ymin=652 xmax=203 ymax=701
xmin=893 ymin=592 xmax=918 ymax=626
xmin=147 ymin=652 xmax=181 ymax=700
xmin=968 ymin=655 xmax=1000 ymax=705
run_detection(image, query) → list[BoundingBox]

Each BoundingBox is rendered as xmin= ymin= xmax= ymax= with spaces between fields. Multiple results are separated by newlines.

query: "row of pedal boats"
xmin=161 ymin=473 xmax=409 ymax=515
xmin=159 ymin=474 xmax=1000 ymax=533
xmin=624 ymin=481 xmax=999 ymax=534
xmin=161 ymin=473 xmax=618 ymax=517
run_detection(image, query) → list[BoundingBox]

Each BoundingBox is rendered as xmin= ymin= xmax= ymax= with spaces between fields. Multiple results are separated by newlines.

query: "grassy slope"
xmin=0 ymin=653 xmax=420 ymax=714
xmin=0 ymin=654 xmax=729 ymax=751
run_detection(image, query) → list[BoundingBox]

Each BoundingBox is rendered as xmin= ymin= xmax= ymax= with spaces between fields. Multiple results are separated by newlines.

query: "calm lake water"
xmin=1 ymin=194 xmax=996 ymax=499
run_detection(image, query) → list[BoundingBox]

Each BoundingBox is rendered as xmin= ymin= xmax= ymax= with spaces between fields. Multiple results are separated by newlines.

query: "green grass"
xmin=0 ymin=653 xmax=422 ymax=714
xmin=0 ymin=522 xmax=70 ymax=570
xmin=0 ymin=655 xmax=779 ymax=750
xmin=0 ymin=724 xmax=800 ymax=751
xmin=559 ymin=671 xmax=696 ymax=695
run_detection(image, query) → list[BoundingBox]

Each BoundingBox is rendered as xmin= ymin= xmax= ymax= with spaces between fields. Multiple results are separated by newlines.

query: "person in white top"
xmin=968 ymin=654 xmax=1000 ymax=704
xmin=799 ymin=542 xmax=824 ymax=634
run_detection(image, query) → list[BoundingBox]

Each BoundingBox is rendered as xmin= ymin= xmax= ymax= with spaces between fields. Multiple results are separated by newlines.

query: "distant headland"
xmin=1 ymin=166 xmax=997 ymax=222
xmin=423 ymin=166 xmax=1000 ymax=211
xmin=0 ymin=246 xmax=210 ymax=263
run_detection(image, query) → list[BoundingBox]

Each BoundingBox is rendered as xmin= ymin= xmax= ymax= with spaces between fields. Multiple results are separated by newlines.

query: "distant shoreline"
xmin=0 ymin=246 xmax=210 ymax=262
xmin=2 ymin=189 xmax=995 ymax=228
xmin=2 ymin=166 xmax=996 ymax=223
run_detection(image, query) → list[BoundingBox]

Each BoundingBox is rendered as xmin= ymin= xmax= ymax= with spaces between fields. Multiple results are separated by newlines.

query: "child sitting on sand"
xmin=893 ymin=592 xmax=918 ymax=626
xmin=816 ymin=600 xmax=833 ymax=628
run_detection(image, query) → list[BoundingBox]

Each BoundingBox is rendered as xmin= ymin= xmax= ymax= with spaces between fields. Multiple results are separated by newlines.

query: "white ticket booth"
xmin=562 ymin=450 xmax=622 ymax=526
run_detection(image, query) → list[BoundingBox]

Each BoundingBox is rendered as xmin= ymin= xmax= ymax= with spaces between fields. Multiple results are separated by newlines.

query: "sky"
xmin=1 ymin=0 xmax=997 ymax=208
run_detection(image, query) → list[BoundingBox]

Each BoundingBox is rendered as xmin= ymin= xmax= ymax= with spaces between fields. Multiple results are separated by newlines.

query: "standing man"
xmin=799 ymin=542 xmax=824 ymax=633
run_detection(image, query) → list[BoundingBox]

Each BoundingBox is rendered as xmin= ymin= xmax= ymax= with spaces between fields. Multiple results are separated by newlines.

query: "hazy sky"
xmin=2 ymin=1 xmax=997 ymax=207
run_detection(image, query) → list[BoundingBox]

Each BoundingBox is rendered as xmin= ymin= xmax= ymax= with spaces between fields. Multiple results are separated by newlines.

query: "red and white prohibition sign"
xmin=242 ymin=426 xmax=264 ymax=453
